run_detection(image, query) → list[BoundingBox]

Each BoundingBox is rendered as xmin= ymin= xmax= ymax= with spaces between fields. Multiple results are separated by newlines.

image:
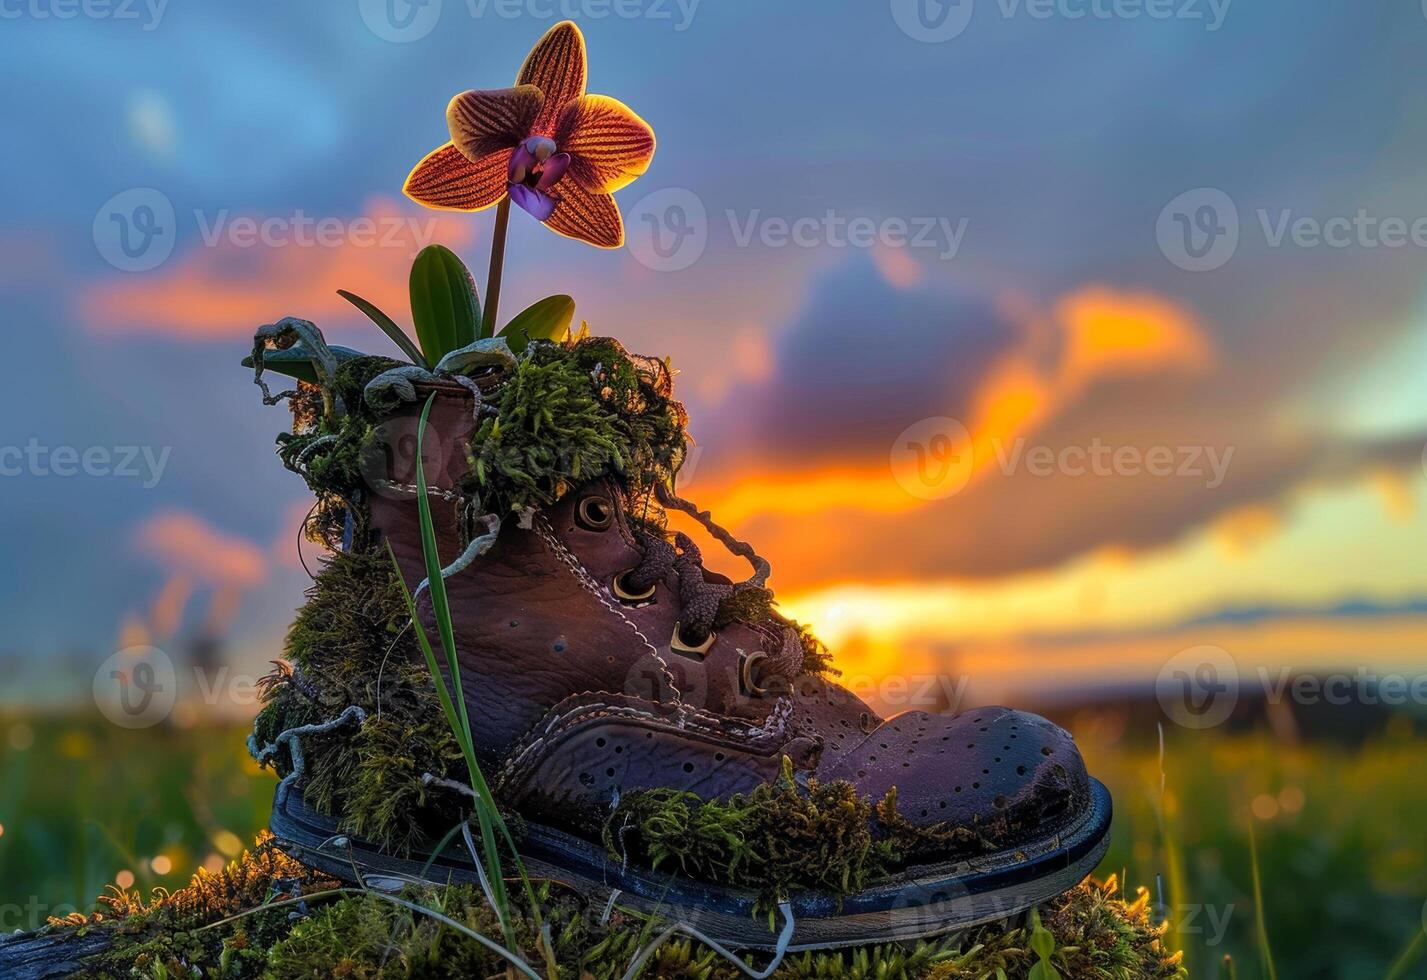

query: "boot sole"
xmin=269 ymin=778 xmax=1111 ymax=951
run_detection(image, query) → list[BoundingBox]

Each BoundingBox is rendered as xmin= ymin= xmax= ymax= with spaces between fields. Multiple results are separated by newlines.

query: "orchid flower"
xmin=404 ymin=20 xmax=655 ymax=250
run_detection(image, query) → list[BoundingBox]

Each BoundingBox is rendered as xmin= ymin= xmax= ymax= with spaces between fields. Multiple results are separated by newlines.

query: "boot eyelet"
xmin=576 ymin=495 xmax=614 ymax=531
xmin=740 ymin=650 xmax=770 ymax=697
xmin=671 ymin=623 xmax=716 ymax=657
xmin=612 ymin=571 xmax=657 ymax=603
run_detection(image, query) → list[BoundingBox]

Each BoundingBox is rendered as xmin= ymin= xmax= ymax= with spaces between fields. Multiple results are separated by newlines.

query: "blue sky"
xmin=3 ymin=0 xmax=1426 ymax=707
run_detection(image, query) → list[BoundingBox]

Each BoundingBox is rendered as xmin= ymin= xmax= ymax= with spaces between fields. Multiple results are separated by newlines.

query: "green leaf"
xmin=240 ymin=344 xmax=364 ymax=384
xmin=496 ymin=294 xmax=575 ymax=354
xmin=337 ymin=288 xmax=427 ymax=367
xmin=409 ymin=244 xmax=481 ymax=363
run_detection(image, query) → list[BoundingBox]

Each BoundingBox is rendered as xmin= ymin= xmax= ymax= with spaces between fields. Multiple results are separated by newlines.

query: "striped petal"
xmin=517 ymin=20 xmax=587 ymax=136
xmin=404 ymin=143 xmax=512 ymax=212
xmin=446 ymin=85 xmax=543 ymax=161
xmin=555 ymin=94 xmax=656 ymax=194
xmin=544 ymin=178 xmax=624 ymax=249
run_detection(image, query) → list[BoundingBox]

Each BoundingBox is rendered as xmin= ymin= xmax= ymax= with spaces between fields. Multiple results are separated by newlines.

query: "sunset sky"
xmin=3 ymin=1 xmax=1426 ymax=713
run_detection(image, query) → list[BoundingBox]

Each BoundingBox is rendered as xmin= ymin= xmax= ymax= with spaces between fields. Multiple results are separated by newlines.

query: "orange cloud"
xmin=1055 ymin=286 xmax=1214 ymax=384
xmin=697 ymin=285 xmax=1215 ymax=526
xmin=148 ymin=574 xmax=194 ymax=639
xmin=78 ymin=197 xmax=478 ymax=339
xmin=133 ymin=510 xmax=266 ymax=588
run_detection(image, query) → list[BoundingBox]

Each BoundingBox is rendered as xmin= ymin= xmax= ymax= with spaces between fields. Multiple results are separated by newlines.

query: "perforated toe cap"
xmin=824 ymin=706 xmax=1090 ymax=852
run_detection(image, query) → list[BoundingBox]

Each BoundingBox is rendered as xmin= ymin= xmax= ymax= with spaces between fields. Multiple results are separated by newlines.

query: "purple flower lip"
xmin=508 ymin=183 xmax=556 ymax=221
xmin=507 ymin=137 xmax=571 ymax=219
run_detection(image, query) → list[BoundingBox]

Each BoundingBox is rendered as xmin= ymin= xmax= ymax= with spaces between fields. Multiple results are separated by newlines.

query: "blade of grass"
xmin=404 ymin=395 xmax=557 ymax=973
xmin=1384 ymin=926 xmax=1426 ymax=980
xmin=1246 ymin=819 xmax=1277 ymax=980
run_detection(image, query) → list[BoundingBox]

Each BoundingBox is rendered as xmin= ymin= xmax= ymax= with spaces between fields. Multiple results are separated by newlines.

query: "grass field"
xmin=1 ymin=710 xmax=1423 ymax=978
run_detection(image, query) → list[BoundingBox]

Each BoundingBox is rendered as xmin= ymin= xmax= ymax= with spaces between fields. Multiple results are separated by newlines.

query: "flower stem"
xmin=484 ymin=196 xmax=512 ymax=334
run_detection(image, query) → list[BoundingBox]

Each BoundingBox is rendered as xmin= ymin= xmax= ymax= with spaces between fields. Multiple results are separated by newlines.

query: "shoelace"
xmin=624 ymin=485 xmax=771 ymax=645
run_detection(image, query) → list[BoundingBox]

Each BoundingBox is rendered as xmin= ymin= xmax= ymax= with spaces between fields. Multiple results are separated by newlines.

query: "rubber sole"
xmin=269 ymin=779 xmax=1112 ymax=951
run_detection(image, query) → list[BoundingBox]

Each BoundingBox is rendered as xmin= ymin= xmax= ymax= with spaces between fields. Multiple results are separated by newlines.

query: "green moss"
xmin=605 ymin=757 xmax=887 ymax=918
xmin=789 ymin=619 xmax=837 ymax=676
xmin=75 ymin=832 xmax=339 ymax=978
xmin=604 ymin=759 xmax=1019 ymax=918
xmin=73 ymin=834 xmax=1182 ymax=978
xmin=252 ymin=551 xmax=466 ymax=853
xmin=469 ymin=337 xmax=688 ymax=516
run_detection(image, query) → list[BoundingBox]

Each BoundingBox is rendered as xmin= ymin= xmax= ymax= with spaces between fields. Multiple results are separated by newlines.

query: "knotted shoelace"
xmin=623 ymin=485 xmax=771 ymax=645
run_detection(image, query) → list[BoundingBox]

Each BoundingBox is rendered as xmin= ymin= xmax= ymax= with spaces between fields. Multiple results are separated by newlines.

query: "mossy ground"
xmin=62 ymin=833 xmax=1184 ymax=979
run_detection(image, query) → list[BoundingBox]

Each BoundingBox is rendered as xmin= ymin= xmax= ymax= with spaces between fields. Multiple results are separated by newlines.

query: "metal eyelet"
xmin=740 ymin=650 xmax=770 ymax=697
xmin=671 ymin=622 xmax=716 ymax=657
xmin=612 ymin=570 xmax=657 ymax=603
xmin=575 ymin=495 xmax=614 ymax=531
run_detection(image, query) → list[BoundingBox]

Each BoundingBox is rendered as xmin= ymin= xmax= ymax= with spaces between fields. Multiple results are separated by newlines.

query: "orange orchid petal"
xmin=404 ymin=143 xmax=512 ymax=212
xmin=516 ymin=20 xmax=587 ymax=136
xmin=544 ymin=178 xmax=624 ymax=249
xmin=555 ymin=94 xmax=656 ymax=194
xmin=446 ymin=85 xmax=543 ymax=161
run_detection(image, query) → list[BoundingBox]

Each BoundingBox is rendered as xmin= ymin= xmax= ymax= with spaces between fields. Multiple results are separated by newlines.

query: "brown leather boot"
xmin=269 ymin=359 xmax=1111 ymax=947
